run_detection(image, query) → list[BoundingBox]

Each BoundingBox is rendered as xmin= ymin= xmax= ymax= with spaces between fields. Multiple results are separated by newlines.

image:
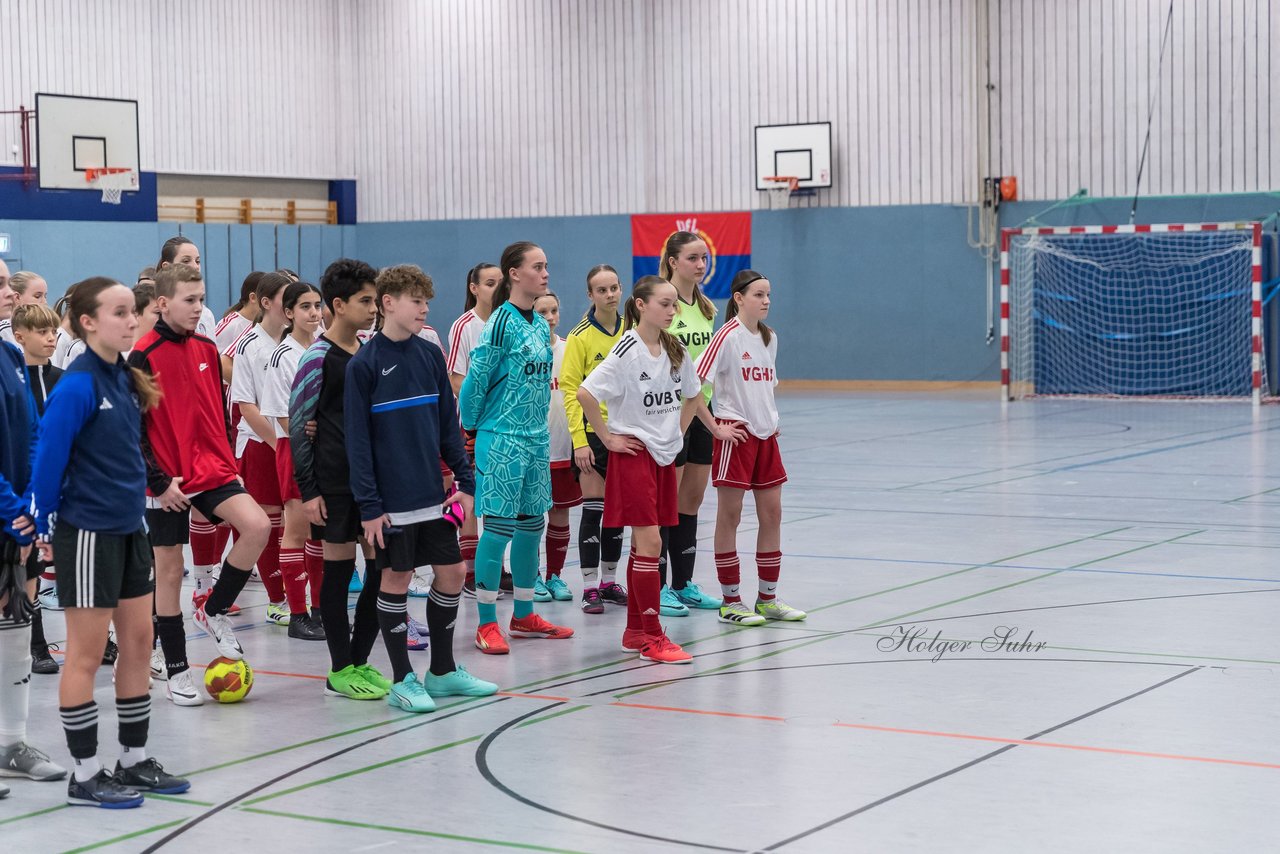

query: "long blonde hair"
xmin=658 ymin=231 xmax=715 ymax=321
xmin=624 ymin=277 xmax=685 ymax=372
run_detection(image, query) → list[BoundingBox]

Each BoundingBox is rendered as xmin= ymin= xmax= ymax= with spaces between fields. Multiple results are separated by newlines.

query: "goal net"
xmin=1002 ymin=223 xmax=1267 ymax=404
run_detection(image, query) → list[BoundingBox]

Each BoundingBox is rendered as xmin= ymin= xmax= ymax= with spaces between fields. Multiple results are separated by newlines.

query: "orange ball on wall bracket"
xmin=1000 ymin=176 xmax=1018 ymax=202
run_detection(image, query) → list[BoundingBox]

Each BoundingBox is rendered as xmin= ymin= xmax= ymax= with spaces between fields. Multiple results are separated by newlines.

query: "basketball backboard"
xmin=754 ymin=121 xmax=832 ymax=191
xmin=35 ymin=93 xmax=139 ymax=190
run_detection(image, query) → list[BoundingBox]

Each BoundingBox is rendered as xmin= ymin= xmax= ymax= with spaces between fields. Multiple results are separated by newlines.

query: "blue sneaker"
xmin=674 ymin=582 xmax=722 ymax=610
xmin=424 ymin=664 xmax=499 ymax=697
xmin=386 ymin=673 xmax=436 ymax=713
xmin=660 ymin=585 xmax=689 ymax=617
xmin=533 ymin=576 xmax=553 ymax=602
xmin=546 ymin=575 xmax=573 ymax=601
xmin=348 ymin=571 xmax=363 ymax=593
xmin=407 ymin=617 xmax=430 ymax=650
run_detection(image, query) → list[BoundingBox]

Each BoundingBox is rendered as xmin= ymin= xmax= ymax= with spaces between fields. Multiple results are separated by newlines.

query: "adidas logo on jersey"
xmin=638 ymin=372 xmax=651 ymax=381
xmin=98 ymin=397 xmax=114 ymax=410
xmin=676 ymin=320 xmax=687 ymax=329
xmin=741 ymin=351 xmax=752 ymax=360
xmin=593 ymin=353 xmax=604 ymax=361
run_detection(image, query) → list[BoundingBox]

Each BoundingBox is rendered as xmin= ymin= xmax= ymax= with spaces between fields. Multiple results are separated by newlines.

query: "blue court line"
xmin=1048 ymin=422 xmax=1280 ymax=472
xmin=719 ymin=549 xmax=1280 ymax=586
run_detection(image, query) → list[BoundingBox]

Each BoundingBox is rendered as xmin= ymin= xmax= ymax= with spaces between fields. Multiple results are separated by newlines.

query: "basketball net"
xmin=85 ymin=168 xmax=138 ymax=205
xmin=764 ymin=176 xmax=798 ymax=210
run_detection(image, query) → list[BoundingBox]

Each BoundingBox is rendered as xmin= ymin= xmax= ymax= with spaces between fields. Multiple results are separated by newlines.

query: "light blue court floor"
xmin=8 ymin=391 xmax=1280 ymax=853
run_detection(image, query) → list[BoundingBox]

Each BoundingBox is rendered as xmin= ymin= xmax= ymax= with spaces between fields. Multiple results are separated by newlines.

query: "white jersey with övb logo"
xmin=548 ymin=335 xmax=571 ymax=464
xmin=579 ymin=330 xmax=701 ymax=467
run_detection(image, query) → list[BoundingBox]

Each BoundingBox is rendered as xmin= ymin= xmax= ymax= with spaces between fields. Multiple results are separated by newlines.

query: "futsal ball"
xmin=204 ymin=657 xmax=254 ymax=703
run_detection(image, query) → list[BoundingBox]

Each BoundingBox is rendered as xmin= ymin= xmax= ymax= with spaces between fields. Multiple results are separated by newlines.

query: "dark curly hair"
xmin=319 ymin=258 xmax=378 ymax=312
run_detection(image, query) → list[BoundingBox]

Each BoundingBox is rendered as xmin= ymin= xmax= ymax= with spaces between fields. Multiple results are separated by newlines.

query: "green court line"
xmin=0 ymin=804 xmax=66 ymax=825
xmin=241 ymin=807 xmax=592 ymax=854
xmin=241 ymin=734 xmax=483 ymax=806
xmin=60 ymin=819 xmax=187 ymax=854
xmin=145 ymin=793 xmax=216 ymax=807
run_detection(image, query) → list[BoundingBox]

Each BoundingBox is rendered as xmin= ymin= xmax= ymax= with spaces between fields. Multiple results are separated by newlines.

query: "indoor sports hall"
xmin=1 ymin=2 xmax=1278 ymax=852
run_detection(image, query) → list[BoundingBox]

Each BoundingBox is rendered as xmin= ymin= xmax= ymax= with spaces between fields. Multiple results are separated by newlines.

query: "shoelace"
xmin=14 ymin=743 xmax=50 ymax=763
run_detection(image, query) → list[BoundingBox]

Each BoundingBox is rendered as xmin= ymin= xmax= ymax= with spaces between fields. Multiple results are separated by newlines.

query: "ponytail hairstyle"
xmin=276 ymin=268 xmax=300 ymax=283
xmin=658 ymin=231 xmax=715 ymax=321
xmin=725 ymin=270 xmax=772 ymax=346
xmin=66 ymin=277 xmax=162 ymax=412
xmin=494 ymin=241 xmax=540 ymax=311
xmin=252 ymin=272 xmax=293 ymax=324
xmin=624 ymin=276 xmax=685 ymax=372
xmin=227 ymin=271 xmax=264 ymax=317
xmin=463 ymin=261 xmax=500 ymax=312
xmin=157 ymin=235 xmax=196 ymax=269
xmin=8 ymin=271 xmax=44 ymax=299
xmin=135 ymin=266 xmax=157 ymax=285
xmin=54 ymin=281 xmax=83 ymax=320
xmin=584 ymin=263 xmax=618 ymax=320
xmin=281 ymin=280 xmax=322 ymax=336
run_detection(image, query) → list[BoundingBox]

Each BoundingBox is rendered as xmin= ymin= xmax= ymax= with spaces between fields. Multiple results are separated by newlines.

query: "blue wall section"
xmin=0 ymin=167 xmax=158 ymax=221
xmin=0 ymin=220 xmax=356 ymax=315
xmin=3 ymin=192 xmax=1278 ymax=380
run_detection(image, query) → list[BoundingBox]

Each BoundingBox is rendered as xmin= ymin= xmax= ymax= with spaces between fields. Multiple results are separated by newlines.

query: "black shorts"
xmin=54 ymin=523 xmax=153 ymax=609
xmin=375 ymin=518 xmax=463 ymax=573
xmin=311 ymin=492 xmax=361 ymax=544
xmin=145 ymin=480 xmax=248 ymax=548
xmin=675 ymin=414 xmax=714 ymax=467
xmin=571 ymin=431 xmax=609 ymax=479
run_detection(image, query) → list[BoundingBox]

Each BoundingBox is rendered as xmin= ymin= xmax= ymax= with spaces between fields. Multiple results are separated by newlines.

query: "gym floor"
xmin=6 ymin=391 xmax=1279 ymax=853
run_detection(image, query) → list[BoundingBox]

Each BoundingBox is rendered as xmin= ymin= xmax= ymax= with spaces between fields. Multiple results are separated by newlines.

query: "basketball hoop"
xmin=763 ymin=175 xmax=798 ymax=210
xmin=85 ymin=167 xmax=138 ymax=205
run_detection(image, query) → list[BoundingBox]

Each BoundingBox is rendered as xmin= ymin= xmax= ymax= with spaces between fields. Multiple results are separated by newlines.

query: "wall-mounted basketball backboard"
xmin=754 ymin=121 xmax=832 ymax=190
xmin=35 ymin=93 xmax=140 ymax=190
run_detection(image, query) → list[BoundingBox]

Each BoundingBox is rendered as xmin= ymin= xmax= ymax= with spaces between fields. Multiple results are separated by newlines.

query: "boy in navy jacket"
xmin=344 ymin=264 xmax=495 ymax=712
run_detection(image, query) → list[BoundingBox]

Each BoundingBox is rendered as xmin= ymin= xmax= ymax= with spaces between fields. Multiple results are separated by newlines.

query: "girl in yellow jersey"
xmin=658 ymin=231 xmax=721 ymax=616
xmin=558 ymin=265 xmax=629 ymax=615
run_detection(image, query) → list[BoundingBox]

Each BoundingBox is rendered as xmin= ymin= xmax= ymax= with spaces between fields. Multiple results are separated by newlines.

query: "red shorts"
xmin=551 ymin=462 xmax=582 ymax=509
xmin=275 ymin=437 xmax=302 ymax=503
xmin=712 ymin=425 xmax=788 ymax=490
xmin=239 ymin=439 xmax=283 ymax=506
xmin=603 ymin=447 xmax=677 ymax=529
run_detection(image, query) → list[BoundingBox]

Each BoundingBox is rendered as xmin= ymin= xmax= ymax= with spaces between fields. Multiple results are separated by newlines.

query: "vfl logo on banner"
xmin=631 ymin=211 xmax=752 ymax=299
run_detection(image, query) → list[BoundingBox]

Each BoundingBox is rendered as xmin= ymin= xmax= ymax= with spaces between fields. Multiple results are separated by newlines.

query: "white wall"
xmin=2 ymin=0 xmax=1277 ymax=220
xmin=0 ymin=0 xmax=352 ymax=179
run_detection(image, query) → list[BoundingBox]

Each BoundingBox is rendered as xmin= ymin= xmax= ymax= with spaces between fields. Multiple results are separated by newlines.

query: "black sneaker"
xmin=580 ymin=587 xmax=604 ymax=614
xmin=599 ymin=582 xmax=629 ymax=606
xmin=113 ymin=758 xmax=190 ymax=794
xmin=499 ymin=571 xmax=514 ymax=593
xmin=287 ymin=614 xmax=327 ymax=641
xmin=67 ymin=769 xmax=144 ymax=808
xmin=31 ymin=643 xmax=59 ymax=675
xmin=100 ymin=638 xmax=118 ymax=666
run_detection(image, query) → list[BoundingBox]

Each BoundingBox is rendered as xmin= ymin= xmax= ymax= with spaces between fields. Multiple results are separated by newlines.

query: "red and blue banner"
xmin=631 ymin=211 xmax=751 ymax=299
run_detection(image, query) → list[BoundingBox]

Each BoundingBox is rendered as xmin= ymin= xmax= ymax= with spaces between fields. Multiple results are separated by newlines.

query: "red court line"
xmin=610 ymin=701 xmax=1280 ymax=771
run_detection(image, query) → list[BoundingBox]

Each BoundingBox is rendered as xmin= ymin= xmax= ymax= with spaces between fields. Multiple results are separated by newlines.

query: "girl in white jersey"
xmin=578 ymin=277 xmax=744 ymax=664
xmin=447 ymin=262 xmax=502 ymax=596
xmin=260 ymin=281 xmax=328 ymax=640
xmin=696 ymin=271 xmax=805 ymax=625
xmin=531 ymin=291 xmax=580 ymax=602
xmin=215 ymin=272 xmax=263 ymax=381
xmin=227 ymin=272 xmax=295 ymax=625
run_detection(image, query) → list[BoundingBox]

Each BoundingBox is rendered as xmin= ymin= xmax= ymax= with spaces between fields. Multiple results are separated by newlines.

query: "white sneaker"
xmin=194 ymin=605 xmax=244 ymax=660
xmin=37 ymin=588 xmax=62 ymax=612
xmin=149 ymin=648 xmax=168 ymax=682
xmin=165 ymin=669 xmax=204 ymax=706
xmin=407 ymin=574 xmax=432 ymax=598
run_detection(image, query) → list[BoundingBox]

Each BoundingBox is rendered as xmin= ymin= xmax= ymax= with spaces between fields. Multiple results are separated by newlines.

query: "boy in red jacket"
xmin=128 ymin=265 xmax=270 ymax=707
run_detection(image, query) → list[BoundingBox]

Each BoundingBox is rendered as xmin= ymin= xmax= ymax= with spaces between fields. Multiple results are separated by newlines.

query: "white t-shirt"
xmin=260 ymin=334 xmax=307 ymax=439
xmin=695 ymin=318 xmax=780 ymax=438
xmin=0 ymin=320 xmax=12 ymax=347
xmin=197 ymin=306 xmax=217 ymax=338
xmin=580 ymin=330 xmax=702 ymax=467
xmin=63 ymin=338 xmax=86 ymax=368
xmin=446 ymin=310 xmax=483 ymax=376
xmin=548 ymin=335 xmax=571 ymax=464
xmin=214 ymin=312 xmax=251 ymax=354
xmin=228 ymin=324 xmax=279 ymax=456
xmin=51 ymin=327 xmax=76 ymax=369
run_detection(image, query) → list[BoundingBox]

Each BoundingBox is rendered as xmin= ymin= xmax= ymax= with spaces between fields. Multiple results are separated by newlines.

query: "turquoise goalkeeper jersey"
xmin=460 ymin=301 xmax=553 ymax=440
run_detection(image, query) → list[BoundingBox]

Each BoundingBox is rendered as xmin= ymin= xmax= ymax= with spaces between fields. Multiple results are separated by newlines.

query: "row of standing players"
xmin=0 ymin=231 xmax=798 ymax=809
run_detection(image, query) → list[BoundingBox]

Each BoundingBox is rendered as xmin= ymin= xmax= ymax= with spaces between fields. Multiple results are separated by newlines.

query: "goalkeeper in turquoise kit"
xmin=460 ymin=242 xmax=574 ymax=654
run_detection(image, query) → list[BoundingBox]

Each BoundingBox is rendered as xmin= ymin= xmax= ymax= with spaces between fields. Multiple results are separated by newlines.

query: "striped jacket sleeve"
xmin=289 ymin=343 xmax=326 ymax=502
xmin=30 ymin=373 xmax=95 ymax=538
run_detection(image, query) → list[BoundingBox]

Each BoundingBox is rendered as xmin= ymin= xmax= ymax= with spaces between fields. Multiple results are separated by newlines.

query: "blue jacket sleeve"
xmin=30 ymin=373 xmax=96 ymax=538
xmin=343 ymin=353 xmax=383 ymax=521
xmin=432 ymin=348 xmax=475 ymax=496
